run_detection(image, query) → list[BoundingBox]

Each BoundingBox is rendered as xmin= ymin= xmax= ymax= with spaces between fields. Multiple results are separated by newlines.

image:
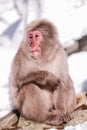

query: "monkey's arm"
xmin=11 ymin=52 xmax=59 ymax=91
xmin=17 ymin=71 xmax=60 ymax=91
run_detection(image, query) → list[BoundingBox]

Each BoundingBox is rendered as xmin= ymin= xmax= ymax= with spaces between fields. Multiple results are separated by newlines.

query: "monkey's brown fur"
xmin=10 ymin=19 xmax=76 ymax=125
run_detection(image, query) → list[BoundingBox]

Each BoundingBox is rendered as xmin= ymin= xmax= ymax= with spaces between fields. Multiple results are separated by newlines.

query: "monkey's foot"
xmin=45 ymin=113 xmax=63 ymax=126
xmin=60 ymin=112 xmax=71 ymax=123
xmin=45 ymin=112 xmax=71 ymax=126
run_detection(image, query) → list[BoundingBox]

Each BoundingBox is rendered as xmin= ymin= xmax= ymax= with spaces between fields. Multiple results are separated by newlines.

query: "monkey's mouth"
xmin=31 ymin=50 xmax=40 ymax=56
xmin=31 ymin=49 xmax=40 ymax=53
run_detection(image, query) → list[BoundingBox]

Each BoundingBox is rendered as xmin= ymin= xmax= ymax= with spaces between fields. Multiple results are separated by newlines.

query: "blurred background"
xmin=0 ymin=0 xmax=87 ymax=118
xmin=0 ymin=0 xmax=87 ymax=48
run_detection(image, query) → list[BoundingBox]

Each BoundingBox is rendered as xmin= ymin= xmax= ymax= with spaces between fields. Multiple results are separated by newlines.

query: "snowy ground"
xmin=0 ymin=46 xmax=17 ymax=117
xmin=64 ymin=121 xmax=87 ymax=130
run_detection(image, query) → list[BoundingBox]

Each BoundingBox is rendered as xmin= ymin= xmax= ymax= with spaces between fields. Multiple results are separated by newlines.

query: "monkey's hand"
xmin=30 ymin=71 xmax=60 ymax=91
xmin=16 ymin=71 xmax=60 ymax=91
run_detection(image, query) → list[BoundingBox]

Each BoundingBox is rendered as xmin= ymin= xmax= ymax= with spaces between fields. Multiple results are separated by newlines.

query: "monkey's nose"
xmin=30 ymin=43 xmax=37 ymax=51
xmin=31 ymin=44 xmax=35 ymax=48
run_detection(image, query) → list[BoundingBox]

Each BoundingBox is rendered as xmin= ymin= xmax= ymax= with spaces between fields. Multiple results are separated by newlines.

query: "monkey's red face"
xmin=28 ymin=31 xmax=43 ymax=56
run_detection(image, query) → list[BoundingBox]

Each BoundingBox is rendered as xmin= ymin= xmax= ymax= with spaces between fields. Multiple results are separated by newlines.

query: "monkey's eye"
xmin=35 ymin=34 xmax=39 ymax=38
xmin=29 ymin=35 xmax=33 ymax=39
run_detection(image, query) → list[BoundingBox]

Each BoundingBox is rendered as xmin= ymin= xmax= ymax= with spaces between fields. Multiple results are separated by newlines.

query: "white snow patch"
xmin=0 ymin=46 xmax=17 ymax=118
xmin=64 ymin=121 xmax=87 ymax=130
xmin=0 ymin=46 xmax=16 ymax=86
xmin=68 ymin=52 xmax=87 ymax=93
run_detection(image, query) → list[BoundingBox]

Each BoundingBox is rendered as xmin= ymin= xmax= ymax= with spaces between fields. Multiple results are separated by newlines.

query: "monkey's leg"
xmin=17 ymin=83 xmax=53 ymax=122
xmin=44 ymin=95 xmax=71 ymax=125
xmin=16 ymin=83 xmax=70 ymax=125
xmin=45 ymin=85 xmax=72 ymax=125
xmin=66 ymin=76 xmax=76 ymax=113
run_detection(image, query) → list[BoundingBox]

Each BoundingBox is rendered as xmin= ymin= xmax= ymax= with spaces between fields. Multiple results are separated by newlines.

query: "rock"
xmin=18 ymin=109 xmax=87 ymax=130
xmin=0 ymin=106 xmax=87 ymax=130
xmin=0 ymin=110 xmax=19 ymax=130
xmin=76 ymin=92 xmax=87 ymax=109
xmin=66 ymin=110 xmax=87 ymax=126
xmin=0 ymin=111 xmax=64 ymax=130
xmin=65 ymin=35 xmax=87 ymax=56
xmin=78 ymin=35 xmax=87 ymax=51
xmin=65 ymin=42 xmax=79 ymax=55
xmin=18 ymin=116 xmax=64 ymax=130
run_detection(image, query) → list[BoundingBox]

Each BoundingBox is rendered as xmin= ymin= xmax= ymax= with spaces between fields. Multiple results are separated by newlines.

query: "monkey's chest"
xmin=37 ymin=61 xmax=59 ymax=77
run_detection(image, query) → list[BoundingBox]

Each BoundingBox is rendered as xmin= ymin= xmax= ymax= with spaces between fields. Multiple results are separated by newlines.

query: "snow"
xmin=0 ymin=86 xmax=13 ymax=117
xmin=0 ymin=9 xmax=19 ymax=34
xmin=42 ymin=0 xmax=87 ymax=44
xmin=64 ymin=121 xmax=87 ymax=130
xmin=0 ymin=46 xmax=16 ymax=86
xmin=68 ymin=52 xmax=87 ymax=93
xmin=0 ymin=46 xmax=17 ymax=118
xmin=0 ymin=0 xmax=87 ymax=47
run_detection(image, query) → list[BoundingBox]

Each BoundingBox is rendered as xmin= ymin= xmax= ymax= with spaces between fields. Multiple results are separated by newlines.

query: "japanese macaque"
xmin=10 ymin=19 xmax=76 ymax=125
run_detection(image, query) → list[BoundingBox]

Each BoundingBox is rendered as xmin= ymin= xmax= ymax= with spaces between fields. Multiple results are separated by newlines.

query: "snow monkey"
xmin=10 ymin=19 xmax=76 ymax=125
